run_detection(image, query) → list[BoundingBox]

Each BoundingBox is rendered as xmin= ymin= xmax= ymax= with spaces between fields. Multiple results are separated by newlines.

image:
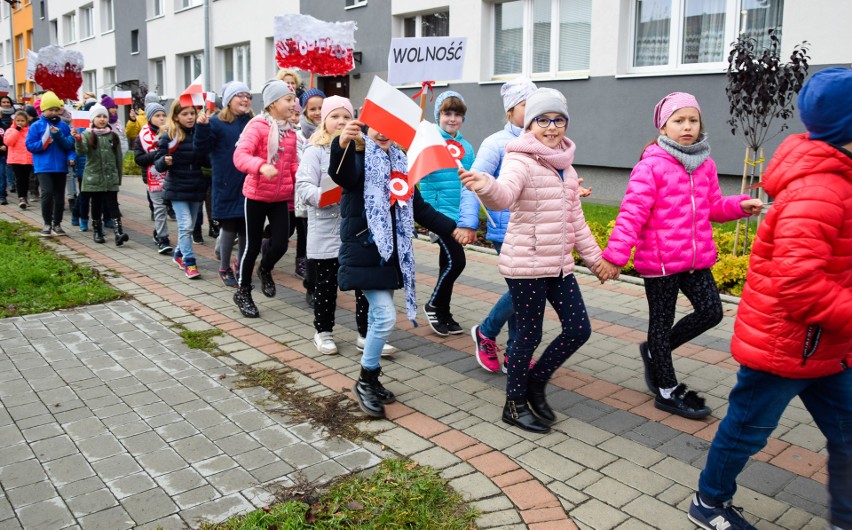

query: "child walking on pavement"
xmin=597 ymin=92 xmax=762 ymax=419
xmin=460 ymin=88 xmax=604 ymax=434
xmin=295 ymin=96 xmax=395 ymax=357
xmin=330 ymin=118 xmax=461 ymax=418
xmin=688 ymin=68 xmax=852 ymax=530
xmin=134 ymin=101 xmax=172 ymax=254
xmin=419 ymin=91 xmax=473 ymax=336
xmin=25 ymin=91 xmax=75 ymax=236
xmin=72 ymin=104 xmax=128 ymax=246
xmin=155 ymin=100 xmax=210 ymax=279
xmin=5 ymin=110 xmax=33 ymax=210
xmin=232 ymin=80 xmax=299 ymax=318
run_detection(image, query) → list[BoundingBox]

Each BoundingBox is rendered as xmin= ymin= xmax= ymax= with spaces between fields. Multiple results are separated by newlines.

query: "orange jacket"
xmin=732 ymin=134 xmax=852 ymax=378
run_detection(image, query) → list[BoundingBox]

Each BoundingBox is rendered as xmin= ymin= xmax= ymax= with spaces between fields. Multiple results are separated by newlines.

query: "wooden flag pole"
xmin=418 ymin=81 xmax=428 ymax=121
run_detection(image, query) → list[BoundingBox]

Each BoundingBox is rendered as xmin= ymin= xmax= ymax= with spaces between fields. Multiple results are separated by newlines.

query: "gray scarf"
xmin=657 ymin=133 xmax=710 ymax=173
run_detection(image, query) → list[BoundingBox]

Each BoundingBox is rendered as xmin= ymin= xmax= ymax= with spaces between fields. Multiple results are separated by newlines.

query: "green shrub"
xmin=712 ymin=254 xmax=751 ymax=297
xmin=123 ymin=152 xmax=142 ymax=176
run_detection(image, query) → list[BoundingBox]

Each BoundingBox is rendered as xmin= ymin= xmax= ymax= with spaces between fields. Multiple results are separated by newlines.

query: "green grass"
xmin=201 ymin=459 xmax=478 ymax=530
xmin=176 ymin=327 xmax=225 ymax=355
xmin=0 ymin=220 xmax=122 ymax=318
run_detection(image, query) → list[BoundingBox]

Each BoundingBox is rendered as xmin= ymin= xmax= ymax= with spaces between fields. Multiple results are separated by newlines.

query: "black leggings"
xmin=312 ymin=258 xmax=369 ymax=335
xmin=239 ymin=198 xmax=289 ymax=288
xmin=428 ymin=234 xmax=466 ymax=309
xmin=36 ymin=172 xmax=66 ymax=225
xmin=88 ymin=191 xmax=120 ymax=220
xmin=643 ymin=268 xmax=723 ymax=389
xmin=10 ymin=164 xmax=32 ymax=200
xmin=289 ymin=212 xmax=308 ymax=260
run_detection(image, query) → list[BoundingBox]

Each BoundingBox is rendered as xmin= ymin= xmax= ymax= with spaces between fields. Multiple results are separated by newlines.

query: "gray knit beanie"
xmin=145 ymin=92 xmax=160 ymax=105
xmin=145 ymin=102 xmax=166 ymax=120
xmin=262 ymin=79 xmax=294 ymax=109
xmin=222 ymin=81 xmax=251 ymax=109
xmin=523 ymin=88 xmax=569 ymax=130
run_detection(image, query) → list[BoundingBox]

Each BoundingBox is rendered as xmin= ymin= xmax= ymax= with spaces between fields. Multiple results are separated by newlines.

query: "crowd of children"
xmin=5 ymin=66 xmax=850 ymax=529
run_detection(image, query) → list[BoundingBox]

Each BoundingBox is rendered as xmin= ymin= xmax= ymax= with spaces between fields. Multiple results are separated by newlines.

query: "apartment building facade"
xmin=0 ymin=0 xmax=848 ymax=197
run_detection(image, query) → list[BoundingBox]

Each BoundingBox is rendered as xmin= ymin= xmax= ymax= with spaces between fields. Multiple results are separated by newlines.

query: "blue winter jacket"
xmin=418 ymin=126 xmax=474 ymax=221
xmin=457 ymin=122 xmax=523 ymax=243
xmin=194 ymin=113 xmax=252 ymax=220
xmin=25 ymin=115 xmax=75 ymax=173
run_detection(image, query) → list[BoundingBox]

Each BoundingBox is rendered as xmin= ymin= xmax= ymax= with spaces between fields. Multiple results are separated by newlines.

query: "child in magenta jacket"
xmin=232 ymin=79 xmax=298 ymax=318
xmin=598 ymin=92 xmax=762 ymax=420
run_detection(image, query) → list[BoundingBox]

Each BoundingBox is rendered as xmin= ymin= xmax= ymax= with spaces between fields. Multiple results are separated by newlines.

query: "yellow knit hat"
xmin=39 ymin=91 xmax=63 ymax=111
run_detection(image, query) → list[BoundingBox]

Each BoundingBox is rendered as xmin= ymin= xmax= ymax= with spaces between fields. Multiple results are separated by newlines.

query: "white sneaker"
xmin=356 ymin=335 xmax=396 ymax=357
xmin=313 ymin=332 xmax=338 ymax=355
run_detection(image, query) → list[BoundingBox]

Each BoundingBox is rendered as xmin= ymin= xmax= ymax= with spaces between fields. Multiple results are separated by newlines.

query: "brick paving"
xmin=0 ymin=180 xmax=833 ymax=529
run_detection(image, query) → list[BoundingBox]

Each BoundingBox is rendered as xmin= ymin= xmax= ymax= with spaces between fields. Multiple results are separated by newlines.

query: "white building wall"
xmin=0 ymin=3 xmax=13 ymax=89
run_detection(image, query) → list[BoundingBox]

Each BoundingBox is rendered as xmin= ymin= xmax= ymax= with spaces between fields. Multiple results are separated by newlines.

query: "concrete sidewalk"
xmin=0 ymin=180 xmax=832 ymax=529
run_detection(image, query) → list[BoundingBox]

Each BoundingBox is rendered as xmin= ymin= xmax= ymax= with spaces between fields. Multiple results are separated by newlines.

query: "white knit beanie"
xmin=523 ymin=88 xmax=569 ymax=130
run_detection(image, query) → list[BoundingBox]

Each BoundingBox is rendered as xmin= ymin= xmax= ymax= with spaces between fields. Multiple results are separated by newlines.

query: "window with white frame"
xmin=5 ymin=39 xmax=11 ymax=64
xmin=222 ymin=43 xmax=250 ymax=84
xmin=131 ymin=30 xmax=139 ymax=53
xmin=150 ymin=0 xmax=164 ymax=17
xmin=346 ymin=0 xmax=367 ymax=8
xmin=493 ymin=0 xmax=591 ymax=78
xmin=403 ymin=10 xmax=449 ymax=37
xmin=83 ymin=70 xmax=97 ymax=94
xmin=181 ymin=52 xmax=203 ymax=85
xmin=14 ymin=34 xmax=22 ymax=60
xmin=63 ymin=12 xmax=77 ymax=43
xmin=151 ymin=58 xmax=165 ymax=94
xmin=80 ymin=4 xmax=94 ymax=39
xmin=177 ymin=0 xmax=202 ymax=10
xmin=49 ymin=19 xmax=58 ymax=44
xmin=103 ymin=67 xmax=116 ymax=88
xmin=101 ymin=0 xmax=114 ymax=32
xmin=631 ymin=0 xmax=783 ymax=71
xmin=1 ymin=2 xmax=8 ymax=18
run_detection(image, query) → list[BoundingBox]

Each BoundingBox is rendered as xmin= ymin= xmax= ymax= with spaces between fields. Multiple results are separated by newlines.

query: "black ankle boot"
xmin=257 ymin=264 xmax=276 ymax=297
xmin=353 ymin=366 xmax=390 ymax=417
xmin=502 ymin=399 xmax=550 ymax=433
xmin=92 ymin=220 xmax=105 ymax=244
xmin=527 ymin=379 xmax=556 ymax=423
xmin=113 ymin=219 xmax=129 ymax=246
xmin=233 ymin=285 xmax=259 ymax=318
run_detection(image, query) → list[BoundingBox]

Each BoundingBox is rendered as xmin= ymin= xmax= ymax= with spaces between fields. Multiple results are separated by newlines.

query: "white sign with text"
xmin=387 ymin=37 xmax=467 ymax=85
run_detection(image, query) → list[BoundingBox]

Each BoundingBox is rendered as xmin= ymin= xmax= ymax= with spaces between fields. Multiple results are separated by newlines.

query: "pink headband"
xmin=653 ymin=92 xmax=701 ymax=129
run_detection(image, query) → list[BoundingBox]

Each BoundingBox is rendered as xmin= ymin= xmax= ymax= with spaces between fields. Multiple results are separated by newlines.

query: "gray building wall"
xmin=114 ymin=0 xmax=148 ymax=90
xmin=32 ymin=0 xmax=50 ymax=51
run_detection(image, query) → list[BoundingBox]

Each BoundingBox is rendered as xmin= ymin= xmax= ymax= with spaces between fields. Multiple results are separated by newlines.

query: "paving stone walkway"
xmin=0 ymin=180 xmax=834 ymax=529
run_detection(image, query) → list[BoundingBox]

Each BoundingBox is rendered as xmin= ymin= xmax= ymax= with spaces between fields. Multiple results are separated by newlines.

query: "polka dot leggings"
xmin=505 ymin=274 xmax=591 ymax=400
xmin=643 ymin=268 xmax=723 ymax=389
xmin=312 ymin=258 xmax=368 ymax=336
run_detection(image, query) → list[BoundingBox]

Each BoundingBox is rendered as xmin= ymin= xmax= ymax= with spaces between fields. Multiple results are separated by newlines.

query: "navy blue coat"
xmin=194 ymin=113 xmax=251 ymax=220
xmin=154 ymin=126 xmax=210 ymax=202
xmin=329 ymin=138 xmax=455 ymax=291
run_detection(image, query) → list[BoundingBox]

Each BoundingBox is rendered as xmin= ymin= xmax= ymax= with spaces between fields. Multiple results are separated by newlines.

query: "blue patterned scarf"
xmin=363 ymin=136 xmax=418 ymax=325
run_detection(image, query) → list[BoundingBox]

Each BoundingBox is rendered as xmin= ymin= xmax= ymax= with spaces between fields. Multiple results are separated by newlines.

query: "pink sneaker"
xmin=472 ymin=325 xmax=500 ymax=373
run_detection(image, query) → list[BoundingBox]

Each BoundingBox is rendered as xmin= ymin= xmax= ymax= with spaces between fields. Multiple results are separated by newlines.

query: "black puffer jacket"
xmin=154 ymin=125 xmax=209 ymax=202
xmin=329 ymin=137 xmax=455 ymax=291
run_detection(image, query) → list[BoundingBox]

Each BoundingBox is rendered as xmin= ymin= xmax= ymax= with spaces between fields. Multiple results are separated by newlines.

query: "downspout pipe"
xmin=203 ymin=0 xmax=211 ymax=90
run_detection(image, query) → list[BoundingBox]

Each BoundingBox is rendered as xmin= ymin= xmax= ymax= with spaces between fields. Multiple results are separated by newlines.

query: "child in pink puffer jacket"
xmin=460 ymin=88 xmax=604 ymax=435
xmin=598 ymin=92 xmax=762 ymax=420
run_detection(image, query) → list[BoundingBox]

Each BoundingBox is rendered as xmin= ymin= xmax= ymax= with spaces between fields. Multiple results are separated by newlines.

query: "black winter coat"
xmin=154 ymin=125 xmax=210 ymax=202
xmin=329 ymin=137 xmax=455 ymax=291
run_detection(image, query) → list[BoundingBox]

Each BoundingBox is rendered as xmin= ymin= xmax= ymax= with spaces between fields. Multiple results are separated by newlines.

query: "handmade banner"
xmin=387 ymin=37 xmax=467 ymax=86
xmin=32 ymin=45 xmax=84 ymax=100
xmin=113 ymin=90 xmax=132 ymax=106
xmin=359 ymin=76 xmax=421 ymax=150
xmin=407 ymin=120 xmax=457 ymax=187
xmin=72 ymin=110 xmax=91 ymax=128
xmin=274 ymin=14 xmax=356 ymax=76
xmin=318 ymin=175 xmax=342 ymax=207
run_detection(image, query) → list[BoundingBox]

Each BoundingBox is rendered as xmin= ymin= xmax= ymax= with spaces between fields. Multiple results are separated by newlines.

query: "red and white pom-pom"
xmin=33 ymin=45 xmax=84 ymax=100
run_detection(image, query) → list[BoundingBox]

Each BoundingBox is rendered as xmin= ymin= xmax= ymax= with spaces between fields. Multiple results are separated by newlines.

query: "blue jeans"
xmin=5 ymin=162 xmax=13 ymax=191
xmin=171 ymin=201 xmax=202 ymax=261
xmin=0 ymin=156 xmax=6 ymax=200
xmin=360 ymin=290 xmax=396 ymax=370
xmin=479 ymin=242 xmax=516 ymax=356
xmin=699 ymin=366 xmax=852 ymax=528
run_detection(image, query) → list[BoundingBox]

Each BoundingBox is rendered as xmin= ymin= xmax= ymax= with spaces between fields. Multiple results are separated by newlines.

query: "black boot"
xmin=502 ymin=399 xmax=550 ymax=433
xmin=527 ymin=379 xmax=556 ymax=424
xmin=92 ymin=220 xmax=105 ymax=244
xmin=257 ymin=264 xmax=276 ymax=297
xmin=233 ymin=285 xmax=259 ymax=318
xmin=113 ymin=219 xmax=129 ymax=246
xmin=352 ymin=366 xmax=393 ymax=418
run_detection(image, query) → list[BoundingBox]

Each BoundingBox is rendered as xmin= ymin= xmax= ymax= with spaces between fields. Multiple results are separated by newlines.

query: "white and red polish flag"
xmin=41 ymin=125 xmax=51 ymax=149
xmin=406 ymin=120 xmax=457 ymax=187
xmin=359 ymin=76 xmax=420 ymax=150
xmin=318 ymin=175 xmax=342 ymax=207
xmin=205 ymin=92 xmax=216 ymax=112
xmin=113 ymin=90 xmax=132 ymax=106
xmin=72 ymin=110 xmax=91 ymax=128
xmin=179 ymin=75 xmax=205 ymax=108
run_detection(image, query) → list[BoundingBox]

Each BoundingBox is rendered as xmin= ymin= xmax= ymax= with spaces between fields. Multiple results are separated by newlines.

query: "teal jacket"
xmin=75 ymin=130 xmax=123 ymax=192
xmin=418 ymin=126 xmax=474 ymax=221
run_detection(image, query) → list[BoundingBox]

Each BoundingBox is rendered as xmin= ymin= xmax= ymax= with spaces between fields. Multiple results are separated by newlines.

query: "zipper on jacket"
xmin=688 ymin=171 xmax=697 ymax=271
xmin=801 ymin=324 xmax=822 ymax=366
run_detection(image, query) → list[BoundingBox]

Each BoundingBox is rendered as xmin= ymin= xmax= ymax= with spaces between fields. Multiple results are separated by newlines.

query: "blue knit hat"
xmin=433 ymin=91 xmax=466 ymax=123
xmin=299 ymin=88 xmax=325 ymax=110
xmin=798 ymin=67 xmax=852 ymax=146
